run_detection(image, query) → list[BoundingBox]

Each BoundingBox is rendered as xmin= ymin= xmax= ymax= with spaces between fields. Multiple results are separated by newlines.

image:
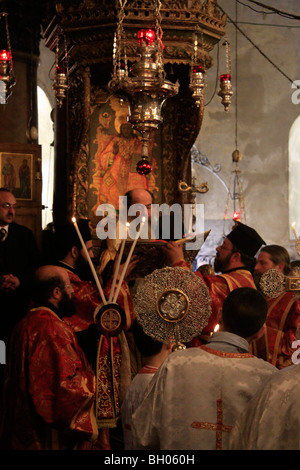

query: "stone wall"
xmin=193 ymin=0 xmax=300 ymax=265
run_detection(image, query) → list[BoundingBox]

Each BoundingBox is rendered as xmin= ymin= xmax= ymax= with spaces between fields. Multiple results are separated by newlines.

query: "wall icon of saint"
xmin=89 ymin=96 xmax=159 ymax=217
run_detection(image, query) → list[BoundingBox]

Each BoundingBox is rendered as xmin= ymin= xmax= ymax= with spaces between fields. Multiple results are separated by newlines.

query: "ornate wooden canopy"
xmin=44 ymin=0 xmax=226 ymax=66
xmin=42 ymin=0 xmax=226 ymax=222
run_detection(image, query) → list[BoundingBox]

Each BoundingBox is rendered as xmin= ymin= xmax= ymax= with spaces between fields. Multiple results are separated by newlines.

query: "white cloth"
xmin=121 ymin=365 xmax=158 ymax=450
xmin=229 ymin=363 xmax=300 ymax=450
xmin=131 ymin=344 xmax=278 ymax=450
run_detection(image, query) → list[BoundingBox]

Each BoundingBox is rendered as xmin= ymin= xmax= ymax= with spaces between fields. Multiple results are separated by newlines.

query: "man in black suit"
xmin=0 ymin=186 xmax=41 ymax=313
xmin=0 ymin=187 xmax=41 ymax=405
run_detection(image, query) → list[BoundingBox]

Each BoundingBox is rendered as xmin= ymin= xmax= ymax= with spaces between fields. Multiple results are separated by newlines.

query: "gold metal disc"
xmin=156 ymin=288 xmax=189 ymax=323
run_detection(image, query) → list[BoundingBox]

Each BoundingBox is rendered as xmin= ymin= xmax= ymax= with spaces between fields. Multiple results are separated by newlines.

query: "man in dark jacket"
xmin=0 ymin=187 xmax=41 ymax=406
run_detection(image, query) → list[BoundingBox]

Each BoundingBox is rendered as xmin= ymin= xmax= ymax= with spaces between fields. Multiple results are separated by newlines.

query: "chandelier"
xmin=108 ymin=0 xmax=179 ymax=175
xmin=53 ymin=31 xmax=69 ymax=108
xmin=0 ymin=12 xmax=15 ymax=104
xmin=189 ymin=26 xmax=206 ymax=108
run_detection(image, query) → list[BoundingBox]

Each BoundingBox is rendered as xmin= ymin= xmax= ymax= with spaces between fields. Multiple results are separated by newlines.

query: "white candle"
xmin=109 ymin=239 xmax=126 ymax=302
xmin=292 ymin=222 xmax=298 ymax=240
xmin=72 ymin=217 xmax=107 ymax=305
xmin=109 ymin=222 xmax=129 ymax=302
xmin=113 ymin=217 xmax=145 ymax=303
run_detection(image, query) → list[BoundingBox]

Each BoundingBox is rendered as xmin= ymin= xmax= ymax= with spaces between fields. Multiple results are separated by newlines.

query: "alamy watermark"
xmin=0 ymin=340 xmax=5 ymax=364
xmin=95 ymin=197 xmax=205 ymax=250
xmin=291 ymin=80 xmax=300 ymax=104
xmin=291 ymin=340 xmax=300 ymax=364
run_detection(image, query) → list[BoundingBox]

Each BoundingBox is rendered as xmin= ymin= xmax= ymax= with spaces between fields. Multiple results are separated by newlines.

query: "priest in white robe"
xmin=120 ymin=319 xmax=172 ymax=450
xmin=228 ymin=361 xmax=300 ymax=450
xmin=131 ymin=287 xmax=278 ymax=450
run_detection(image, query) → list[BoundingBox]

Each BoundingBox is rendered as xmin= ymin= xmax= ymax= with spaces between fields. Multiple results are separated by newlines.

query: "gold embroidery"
xmin=95 ymin=336 xmax=121 ymax=428
xmin=201 ymin=345 xmax=253 ymax=359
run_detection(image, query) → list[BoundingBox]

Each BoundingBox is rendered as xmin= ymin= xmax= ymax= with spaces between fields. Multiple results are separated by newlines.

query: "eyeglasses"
xmin=0 ymin=203 xmax=18 ymax=210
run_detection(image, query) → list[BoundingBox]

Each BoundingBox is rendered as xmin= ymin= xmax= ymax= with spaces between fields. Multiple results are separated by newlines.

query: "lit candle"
xmin=292 ymin=222 xmax=298 ymax=240
xmin=72 ymin=217 xmax=107 ymax=305
xmin=113 ymin=217 xmax=145 ymax=303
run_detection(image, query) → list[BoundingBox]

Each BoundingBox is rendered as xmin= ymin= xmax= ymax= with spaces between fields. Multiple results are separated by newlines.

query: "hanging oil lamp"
xmin=218 ymin=41 xmax=233 ymax=112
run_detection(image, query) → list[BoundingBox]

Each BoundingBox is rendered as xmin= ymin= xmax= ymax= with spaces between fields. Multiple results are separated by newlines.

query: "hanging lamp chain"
xmin=154 ymin=0 xmax=165 ymax=82
xmin=113 ymin=0 xmax=128 ymax=80
xmin=224 ymin=40 xmax=232 ymax=76
xmin=0 ymin=12 xmax=14 ymax=76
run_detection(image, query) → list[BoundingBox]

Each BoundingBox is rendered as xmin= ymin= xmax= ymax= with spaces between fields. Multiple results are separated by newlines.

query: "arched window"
xmin=37 ymin=86 xmax=54 ymax=228
xmin=289 ymin=115 xmax=300 ymax=239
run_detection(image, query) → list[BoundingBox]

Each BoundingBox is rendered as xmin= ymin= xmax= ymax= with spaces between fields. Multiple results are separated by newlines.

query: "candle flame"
xmin=292 ymin=222 xmax=298 ymax=240
xmin=72 ymin=216 xmax=76 ymax=223
xmin=214 ymin=323 xmax=220 ymax=333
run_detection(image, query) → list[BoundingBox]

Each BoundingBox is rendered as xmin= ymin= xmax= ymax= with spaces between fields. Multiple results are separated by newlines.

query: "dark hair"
xmin=132 ymin=319 xmax=163 ymax=358
xmin=231 ymin=243 xmax=256 ymax=272
xmin=260 ymin=245 xmax=291 ymax=275
xmin=54 ymin=224 xmax=81 ymax=259
xmin=53 ymin=220 xmax=91 ymax=259
xmin=32 ymin=275 xmax=65 ymax=306
xmin=222 ymin=287 xmax=268 ymax=338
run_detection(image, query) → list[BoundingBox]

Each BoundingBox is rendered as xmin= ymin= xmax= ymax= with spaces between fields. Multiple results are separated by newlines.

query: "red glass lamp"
xmin=137 ymin=29 xmax=156 ymax=47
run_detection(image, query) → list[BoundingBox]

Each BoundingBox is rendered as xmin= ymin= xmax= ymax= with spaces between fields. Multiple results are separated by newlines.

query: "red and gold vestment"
xmin=1 ymin=307 xmax=98 ymax=450
xmin=62 ymin=269 xmax=135 ymax=444
xmin=251 ymin=291 xmax=300 ymax=369
xmin=173 ymin=260 xmax=256 ymax=343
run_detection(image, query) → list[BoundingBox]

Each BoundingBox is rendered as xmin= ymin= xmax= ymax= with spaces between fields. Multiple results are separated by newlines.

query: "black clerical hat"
xmin=226 ymin=222 xmax=265 ymax=258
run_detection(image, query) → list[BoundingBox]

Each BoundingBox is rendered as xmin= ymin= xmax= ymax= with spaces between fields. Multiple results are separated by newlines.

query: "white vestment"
xmin=131 ymin=339 xmax=277 ymax=450
xmin=229 ymin=363 xmax=300 ymax=450
xmin=121 ymin=365 xmax=158 ymax=450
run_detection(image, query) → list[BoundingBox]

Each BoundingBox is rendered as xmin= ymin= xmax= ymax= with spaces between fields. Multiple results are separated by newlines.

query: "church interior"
xmin=1 ymin=0 xmax=300 ymax=452
xmin=0 ymin=0 xmax=299 ymax=266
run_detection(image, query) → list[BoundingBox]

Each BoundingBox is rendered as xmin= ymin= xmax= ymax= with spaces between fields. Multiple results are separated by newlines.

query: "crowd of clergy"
xmin=0 ymin=186 xmax=299 ymax=451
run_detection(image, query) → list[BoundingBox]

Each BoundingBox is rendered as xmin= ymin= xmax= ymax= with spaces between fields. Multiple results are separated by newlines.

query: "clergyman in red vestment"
xmin=53 ymin=219 xmax=136 ymax=449
xmin=251 ymin=244 xmax=300 ymax=369
xmin=0 ymin=265 xmax=98 ymax=450
xmin=162 ymin=221 xmax=266 ymax=343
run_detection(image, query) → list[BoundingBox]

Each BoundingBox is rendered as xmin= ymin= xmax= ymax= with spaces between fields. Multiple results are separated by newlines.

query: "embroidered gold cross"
xmin=191 ymin=398 xmax=232 ymax=450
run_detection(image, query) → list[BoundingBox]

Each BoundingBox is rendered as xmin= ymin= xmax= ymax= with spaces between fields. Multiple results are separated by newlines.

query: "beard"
xmin=58 ymin=291 xmax=77 ymax=318
xmin=213 ymin=252 xmax=232 ymax=274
